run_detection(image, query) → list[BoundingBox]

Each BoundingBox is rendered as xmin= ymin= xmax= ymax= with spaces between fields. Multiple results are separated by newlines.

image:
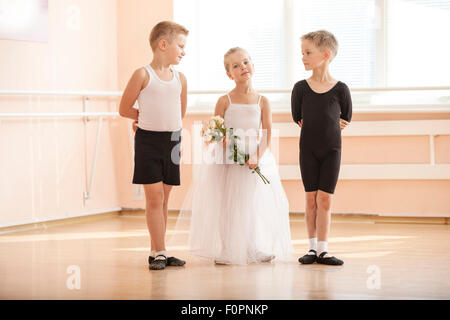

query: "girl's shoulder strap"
xmin=143 ymin=65 xmax=152 ymax=76
xmin=257 ymin=95 xmax=262 ymax=106
xmin=226 ymin=93 xmax=232 ymax=105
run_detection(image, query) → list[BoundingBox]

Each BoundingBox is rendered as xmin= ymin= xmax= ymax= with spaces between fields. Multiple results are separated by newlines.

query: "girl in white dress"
xmin=173 ymin=47 xmax=293 ymax=265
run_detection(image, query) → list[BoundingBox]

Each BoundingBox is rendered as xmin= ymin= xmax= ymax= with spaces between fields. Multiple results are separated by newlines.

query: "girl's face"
xmin=301 ymin=39 xmax=329 ymax=70
xmin=166 ymin=33 xmax=186 ymax=65
xmin=226 ymin=50 xmax=254 ymax=82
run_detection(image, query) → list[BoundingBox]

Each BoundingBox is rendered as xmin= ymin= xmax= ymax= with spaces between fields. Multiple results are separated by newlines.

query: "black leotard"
xmin=291 ymin=80 xmax=352 ymax=194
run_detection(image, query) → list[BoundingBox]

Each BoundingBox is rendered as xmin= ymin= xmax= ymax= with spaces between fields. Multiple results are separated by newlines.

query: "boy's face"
xmin=226 ymin=50 xmax=254 ymax=82
xmin=165 ymin=33 xmax=187 ymax=65
xmin=301 ymin=39 xmax=329 ymax=70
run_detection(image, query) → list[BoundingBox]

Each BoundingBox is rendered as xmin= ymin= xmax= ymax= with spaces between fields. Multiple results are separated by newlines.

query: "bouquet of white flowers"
xmin=201 ymin=115 xmax=226 ymax=144
xmin=201 ymin=116 xmax=270 ymax=184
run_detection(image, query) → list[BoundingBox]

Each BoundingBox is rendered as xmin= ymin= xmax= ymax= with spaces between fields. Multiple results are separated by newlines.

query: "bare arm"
xmin=259 ymin=96 xmax=272 ymax=156
xmin=119 ymin=68 xmax=146 ymax=120
xmin=257 ymin=96 xmax=272 ymax=160
xmin=214 ymin=95 xmax=228 ymax=148
xmin=247 ymin=96 xmax=272 ymax=169
xmin=214 ymin=95 xmax=228 ymax=118
xmin=179 ymin=72 xmax=187 ymax=119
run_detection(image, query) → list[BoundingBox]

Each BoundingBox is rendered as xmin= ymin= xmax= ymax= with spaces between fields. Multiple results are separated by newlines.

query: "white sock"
xmin=317 ymin=241 xmax=328 ymax=255
xmin=154 ymin=250 xmax=167 ymax=260
xmin=318 ymin=241 xmax=332 ymax=258
xmin=151 ymin=250 xmax=172 ymax=258
xmin=308 ymin=237 xmax=317 ymax=255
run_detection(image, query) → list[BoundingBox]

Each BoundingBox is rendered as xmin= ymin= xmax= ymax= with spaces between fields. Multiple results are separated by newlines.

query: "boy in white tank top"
xmin=119 ymin=21 xmax=189 ymax=270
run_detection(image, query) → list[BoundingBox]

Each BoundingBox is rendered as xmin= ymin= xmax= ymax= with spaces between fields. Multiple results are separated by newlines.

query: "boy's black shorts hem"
xmin=303 ymin=187 xmax=335 ymax=195
xmin=132 ymin=179 xmax=181 ymax=186
xmin=132 ymin=128 xmax=181 ymax=186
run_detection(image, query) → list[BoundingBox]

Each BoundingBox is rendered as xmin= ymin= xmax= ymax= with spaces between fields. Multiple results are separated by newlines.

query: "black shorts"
xmin=299 ymin=145 xmax=341 ymax=194
xmin=132 ymin=128 xmax=181 ymax=186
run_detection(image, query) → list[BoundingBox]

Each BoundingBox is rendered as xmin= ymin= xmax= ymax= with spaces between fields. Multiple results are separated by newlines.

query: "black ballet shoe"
xmin=149 ymin=255 xmax=167 ymax=270
xmin=298 ymin=250 xmax=317 ymax=264
xmin=316 ymin=252 xmax=344 ymax=266
xmin=149 ymin=255 xmax=186 ymax=267
xmin=166 ymin=256 xmax=186 ymax=266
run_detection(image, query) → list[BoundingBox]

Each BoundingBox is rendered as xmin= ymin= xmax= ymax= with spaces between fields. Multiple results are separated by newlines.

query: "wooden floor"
xmin=0 ymin=211 xmax=449 ymax=300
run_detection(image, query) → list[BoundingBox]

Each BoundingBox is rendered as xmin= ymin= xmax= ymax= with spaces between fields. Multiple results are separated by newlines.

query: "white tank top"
xmin=137 ymin=65 xmax=182 ymax=132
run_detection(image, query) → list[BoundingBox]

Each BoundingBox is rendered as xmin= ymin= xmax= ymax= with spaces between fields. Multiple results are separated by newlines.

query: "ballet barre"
xmin=1 ymin=87 xmax=449 ymax=217
xmin=1 ymin=85 xmax=449 ymax=96
xmin=0 ymin=111 xmax=119 ymax=206
xmin=0 ymin=112 xmax=118 ymax=118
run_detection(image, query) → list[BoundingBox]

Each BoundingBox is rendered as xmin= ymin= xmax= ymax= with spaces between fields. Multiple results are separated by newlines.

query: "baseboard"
xmin=0 ymin=208 xmax=121 ymax=235
xmin=289 ymin=211 xmax=449 ymax=225
xmin=1 ymin=208 xmax=447 ymax=235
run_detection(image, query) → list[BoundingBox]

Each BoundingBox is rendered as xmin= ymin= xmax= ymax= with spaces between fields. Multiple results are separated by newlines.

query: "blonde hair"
xmin=301 ymin=30 xmax=338 ymax=60
xmin=149 ymin=21 xmax=189 ymax=52
xmin=223 ymin=47 xmax=251 ymax=71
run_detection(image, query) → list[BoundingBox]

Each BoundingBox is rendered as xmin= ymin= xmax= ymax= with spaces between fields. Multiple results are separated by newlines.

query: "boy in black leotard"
xmin=291 ymin=30 xmax=352 ymax=266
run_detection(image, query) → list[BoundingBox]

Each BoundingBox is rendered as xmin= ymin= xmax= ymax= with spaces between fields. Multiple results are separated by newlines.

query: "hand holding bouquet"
xmin=201 ymin=116 xmax=226 ymax=144
xmin=201 ymin=116 xmax=270 ymax=184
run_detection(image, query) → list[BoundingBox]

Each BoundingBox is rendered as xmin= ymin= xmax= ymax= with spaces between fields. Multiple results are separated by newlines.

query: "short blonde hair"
xmin=149 ymin=21 xmax=189 ymax=52
xmin=301 ymin=30 xmax=338 ymax=60
xmin=223 ymin=47 xmax=251 ymax=71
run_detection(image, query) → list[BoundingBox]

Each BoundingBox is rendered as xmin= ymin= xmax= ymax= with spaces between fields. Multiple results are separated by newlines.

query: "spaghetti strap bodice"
xmin=224 ymin=94 xmax=262 ymax=132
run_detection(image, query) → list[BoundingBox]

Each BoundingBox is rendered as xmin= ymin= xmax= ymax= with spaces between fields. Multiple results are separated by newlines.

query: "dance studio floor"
xmin=0 ymin=211 xmax=449 ymax=300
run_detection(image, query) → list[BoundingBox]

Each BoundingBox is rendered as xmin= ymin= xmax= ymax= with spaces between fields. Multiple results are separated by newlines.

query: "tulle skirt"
xmin=170 ymin=143 xmax=294 ymax=265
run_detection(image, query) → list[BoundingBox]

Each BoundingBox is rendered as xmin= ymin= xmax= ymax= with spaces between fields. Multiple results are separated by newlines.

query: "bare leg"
xmin=162 ymin=183 xmax=173 ymax=238
xmin=315 ymin=190 xmax=343 ymax=265
xmin=316 ymin=190 xmax=333 ymax=242
xmin=150 ymin=183 xmax=173 ymax=252
xmin=305 ymin=191 xmax=318 ymax=239
xmin=144 ymin=182 xmax=165 ymax=252
xmin=299 ymin=191 xmax=319 ymax=264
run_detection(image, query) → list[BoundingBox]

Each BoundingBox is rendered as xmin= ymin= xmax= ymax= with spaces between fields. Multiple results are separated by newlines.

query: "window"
xmin=386 ymin=0 xmax=450 ymax=87
xmin=292 ymin=0 xmax=377 ymax=88
xmin=174 ymin=0 xmax=450 ymax=108
xmin=174 ymin=0 xmax=284 ymax=92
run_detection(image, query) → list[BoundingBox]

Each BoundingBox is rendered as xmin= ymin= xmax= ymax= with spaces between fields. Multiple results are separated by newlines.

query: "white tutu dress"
xmin=171 ymin=94 xmax=293 ymax=265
